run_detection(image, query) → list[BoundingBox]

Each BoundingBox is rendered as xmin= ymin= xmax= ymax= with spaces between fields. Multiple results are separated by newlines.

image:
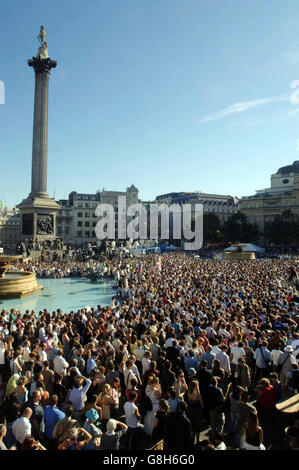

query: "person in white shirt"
xmin=53 ymin=350 xmax=69 ymax=376
xmin=124 ymin=360 xmax=138 ymax=388
xmin=21 ymin=340 xmax=31 ymax=365
xmin=38 ymin=342 xmax=48 ymax=365
xmin=214 ymin=432 xmax=227 ymax=450
xmin=0 ymin=333 xmax=6 ymax=368
xmin=12 ymin=408 xmax=32 ymax=445
xmin=164 ymin=336 xmax=175 ymax=349
xmin=112 ymin=336 xmax=122 ymax=353
xmin=218 ymin=328 xmax=231 ymax=340
xmin=271 ymin=347 xmax=284 ymax=368
xmin=230 ymin=342 xmax=246 ymax=376
xmin=211 ymin=345 xmax=222 ymax=356
xmin=124 ymin=391 xmax=141 ymax=429
xmin=184 ymin=333 xmax=193 ymax=349
xmin=132 ymin=343 xmax=145 ymax=363
xmin=38 ymin=323 xmax=47 ymax=342
xmin=290 ymin=335 xmax=299 ymax=361
xmin=230 ymin=343 xmax=246 ymax=365
xmin=142 ymin=351 xmax=152 ymax=377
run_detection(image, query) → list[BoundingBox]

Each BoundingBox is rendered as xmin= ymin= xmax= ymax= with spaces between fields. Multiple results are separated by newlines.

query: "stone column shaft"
xmin=30 ymin=71 xmax=49 ymax=197
xmin=28 ymin=57 xmax=57 ymax=199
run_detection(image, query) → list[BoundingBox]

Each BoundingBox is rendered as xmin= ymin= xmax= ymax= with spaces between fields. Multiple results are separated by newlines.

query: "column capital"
xmin=28 ymin=57 xmax=57 ymax=75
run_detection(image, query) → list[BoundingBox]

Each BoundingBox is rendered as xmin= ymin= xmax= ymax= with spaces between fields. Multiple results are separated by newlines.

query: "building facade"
xmin=0 ymin=202 xmax=22 ymax=248
xmin=56 ymin=185 xmax=140 ymax=245
xmin=155 ymin=191 xmax=240 ymax=223
xmin=56 ymin=199 xmax=74 ymax=242
xmin=240 ymin=161 xmax=299 ymax=231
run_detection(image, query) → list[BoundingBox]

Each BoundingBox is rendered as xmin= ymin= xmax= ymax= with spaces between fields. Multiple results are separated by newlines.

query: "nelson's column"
xmin=18 ymin=26 xmax=60 ymax=241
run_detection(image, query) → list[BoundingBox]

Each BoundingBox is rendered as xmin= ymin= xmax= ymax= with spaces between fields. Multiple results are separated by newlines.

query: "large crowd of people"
xmin=0 ymin=253 xmax=298 ymax=451
xmin=11 ymin=258 xmax=110 ymax=279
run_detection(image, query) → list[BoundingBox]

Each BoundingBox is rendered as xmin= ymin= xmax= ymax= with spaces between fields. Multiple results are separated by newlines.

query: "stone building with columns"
xmin=240 ymin=161 xmax=299 ymax=231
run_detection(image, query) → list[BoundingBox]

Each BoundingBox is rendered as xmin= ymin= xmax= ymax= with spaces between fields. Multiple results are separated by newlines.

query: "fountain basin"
xmin=0 ymin=270 xmax=43 ymax=299
xmin=0 ymin=277 xmax=116 ymax=313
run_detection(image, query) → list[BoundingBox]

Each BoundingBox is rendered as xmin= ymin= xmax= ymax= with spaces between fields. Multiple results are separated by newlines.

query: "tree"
xmin=222 ymin=211 xmax=260 ymax=244
xmin=203 ymin=213 xmax=223 ymax=243
xmin=264 ymin=210 xmax=299 ymax=246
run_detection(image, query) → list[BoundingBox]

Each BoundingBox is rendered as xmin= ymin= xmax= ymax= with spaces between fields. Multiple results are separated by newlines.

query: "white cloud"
xmin=199 ymin=95 xmax=289 ymax=124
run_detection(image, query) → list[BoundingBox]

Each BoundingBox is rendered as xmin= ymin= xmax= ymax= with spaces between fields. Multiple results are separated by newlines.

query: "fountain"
xmin=0 ymin=255 xmax=43 ymax=299
xmin=224 ymin=244 xmax=256 ymax=260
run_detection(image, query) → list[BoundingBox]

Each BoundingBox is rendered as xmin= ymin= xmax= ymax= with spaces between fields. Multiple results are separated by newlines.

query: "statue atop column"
xmin=36 ymin=25 xmax=49 ymax=60
xmin=29 ymin=25 xmax=56 ymax=74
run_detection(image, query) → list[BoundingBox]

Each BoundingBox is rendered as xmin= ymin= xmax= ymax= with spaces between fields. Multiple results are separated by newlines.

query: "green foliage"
xmin=221 ymin=211 xmax=260 ymax=244
xmin=203 ymin=213 xmax=223 ymax=243
xmin=200 ymin=211 xmax=260 ymax=244
xmin=264 ymin=210 xmax=299 ymax=246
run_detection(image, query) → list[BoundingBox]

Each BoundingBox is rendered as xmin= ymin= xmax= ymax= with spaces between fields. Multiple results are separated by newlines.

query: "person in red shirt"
xmin=256 ymin=378 xmax=276 ymax=409
xmin=198 ymin=331 xmax=210 ymax=352
xmin=255 ymin=378 xmax=277 ymax=447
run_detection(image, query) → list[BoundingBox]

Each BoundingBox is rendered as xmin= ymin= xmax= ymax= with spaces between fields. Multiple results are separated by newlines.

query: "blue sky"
xmin=1 ymin=0 xmax=299 ymax=206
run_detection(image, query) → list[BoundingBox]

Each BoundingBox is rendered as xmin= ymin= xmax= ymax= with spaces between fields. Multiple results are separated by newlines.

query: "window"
xmin=85 ymin=231 xmax=90 ymax=237
xmin=85 ymin=213 xmax=90 ymax=217
xmin=77 ymin=231 xmax=82 ymax=237
xmin=85 ymin=203 xmax=90 ymax=208
xmin=78 ymin=212 xmax=83 ymax=217
xmin=77 ymin=221 xmax=82 ymax=227
xmin=85 ymin=221 xmax=90 ymax=227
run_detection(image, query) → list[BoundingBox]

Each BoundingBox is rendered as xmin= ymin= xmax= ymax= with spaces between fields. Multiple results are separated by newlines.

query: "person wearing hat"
xmin=277 ymin=345 xmax=297 ymax=391
xmin=82 ymin=408 xmax=102 ymax=450
xmin=100 ymin=418 xmax=128 ymax=450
